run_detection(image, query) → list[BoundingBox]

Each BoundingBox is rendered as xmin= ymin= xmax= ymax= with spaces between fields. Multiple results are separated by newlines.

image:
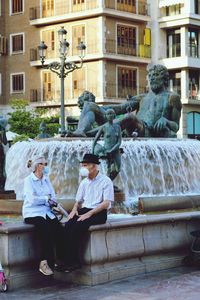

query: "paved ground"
xmin=1 ymin=267 xmax=200 ymax=300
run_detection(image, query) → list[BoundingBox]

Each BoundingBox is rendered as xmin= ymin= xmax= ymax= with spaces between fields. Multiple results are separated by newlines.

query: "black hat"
xmin=80 ymin=153 xmax=100 ymax=165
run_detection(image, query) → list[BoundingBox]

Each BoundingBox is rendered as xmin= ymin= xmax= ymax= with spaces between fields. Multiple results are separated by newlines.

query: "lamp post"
xmin=38 ymin=26 xmax=86 ymax=136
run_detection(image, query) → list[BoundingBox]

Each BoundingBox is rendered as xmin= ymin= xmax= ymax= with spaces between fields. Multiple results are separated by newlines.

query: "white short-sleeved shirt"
xmin=75 ymin=172 xmax=114 ymax=209
xmin=22 ymin=172 xmax=56 ymax=219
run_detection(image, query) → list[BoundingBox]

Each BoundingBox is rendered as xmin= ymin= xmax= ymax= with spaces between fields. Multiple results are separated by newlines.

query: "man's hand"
xmin=67 ymin=210 xmax=78 ymax=220
xmin=77 ymin=211 xmax=93 ymax=221
xmin=154 ymin=117 xmax=168 ymax=132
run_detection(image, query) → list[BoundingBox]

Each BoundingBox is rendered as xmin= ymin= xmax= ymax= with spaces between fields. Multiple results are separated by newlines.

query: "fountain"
xmin=1 ymin=65 xmax=200 ymax=289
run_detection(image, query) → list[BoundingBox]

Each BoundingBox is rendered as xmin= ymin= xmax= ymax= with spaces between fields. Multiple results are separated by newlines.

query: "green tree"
xmin=8 ymin=99 xmax=59 ymax=139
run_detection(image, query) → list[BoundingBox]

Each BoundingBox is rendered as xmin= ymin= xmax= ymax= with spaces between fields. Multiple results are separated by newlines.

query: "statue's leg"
xmin=109 ymin=152 xmax=121 ymax=181
xmin=116 ymin=113 xmax=144 ymax=137
xmin=93 ymin=143 xmax=106 ymax=157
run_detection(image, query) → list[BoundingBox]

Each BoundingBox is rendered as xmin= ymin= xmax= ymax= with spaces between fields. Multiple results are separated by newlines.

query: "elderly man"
xmin=69 ymin=65 xmax=182 ymax=138
xmin=58 ymin=153 xmax=114 ymax=272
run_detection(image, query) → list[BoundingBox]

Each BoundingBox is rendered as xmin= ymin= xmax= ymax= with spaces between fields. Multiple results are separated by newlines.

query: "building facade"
xmin=152 ymin=0 xmax=200 ymax=138
xmin=0 ymin=0 xmax=151 ymax=118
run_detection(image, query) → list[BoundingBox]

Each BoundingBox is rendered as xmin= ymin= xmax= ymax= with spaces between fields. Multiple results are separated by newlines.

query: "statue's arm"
xmin=92 ymin=127 xmax=104 ymax=153
xmin=167 ymin=94 xmax=182 ymax=133
xmin=105 ymin=95 xmax=142 ymax=115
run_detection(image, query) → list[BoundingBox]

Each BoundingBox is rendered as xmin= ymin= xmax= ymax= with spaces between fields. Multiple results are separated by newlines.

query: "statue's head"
xmin=106 ymin=108 xmax=116 ymax=122
xmin=78 ymin=91 xmax=95 ymax=110
xmin=148 ymin=65 xmax=169 ymax=94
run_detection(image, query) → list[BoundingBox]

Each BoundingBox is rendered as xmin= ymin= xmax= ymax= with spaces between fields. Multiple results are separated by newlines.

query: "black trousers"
xmin=64 ymin=207 xmax=107 ymax=265
xmin=24 ymin=215 xmax=64 ymax=267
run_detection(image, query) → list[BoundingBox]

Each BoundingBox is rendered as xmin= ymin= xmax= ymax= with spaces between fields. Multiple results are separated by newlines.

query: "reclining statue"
xmin=67 ymin=65 xmax=182 ymax=138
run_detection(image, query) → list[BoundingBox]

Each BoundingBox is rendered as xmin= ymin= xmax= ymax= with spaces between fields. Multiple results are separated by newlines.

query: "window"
xmin=169 ymin=71 xmax=181 ymax=95
xmin=166 ymin=4 xmax=181 ymax=16
xmin=72 ymin=68 xmax=85 ymax=98
xmin=42 ymin=0 xmax=54 ymax=18
xmin=10 ymin=0 xmax=23 ymax=14
xmin=118 ymin=67 xmax=137 ymax=98
xmin=188 ymin=29 xmax=199 ymax=58
xmin=10 ymin=33 xmax=24 ymax=54
xmin=195 ymin=0 xmax=200 ymax=14
xmin=72 ymin=0 xmax=85 ymax=12
xmin=117 ymin=25 xmax=137 ymax=56
xmin=189 ymin=70 xmax=200 ymax=99
xmin=167 ymin=29 xmax=181 ymax=58
xmin=42 ymin=71 xmax=55 ymax=101
xmin=117 ymin=0 xmax=136 ymax=13
xmin=187 ymin=112 xmax=200 ymax=138
xmin=42 ymin=30 xmax=55 ymax=58
xmin=72 ymin=25 xmax=85 ymax=55
xmin=10 ymin=73 xmax=25 ymax=93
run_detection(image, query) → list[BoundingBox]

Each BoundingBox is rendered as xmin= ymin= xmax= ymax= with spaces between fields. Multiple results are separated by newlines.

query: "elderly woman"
xmin=22 ymin=156 xmax=63 ymax=276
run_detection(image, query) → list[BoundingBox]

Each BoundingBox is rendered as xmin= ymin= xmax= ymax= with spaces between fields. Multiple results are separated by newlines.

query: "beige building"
xmin=152 ymin=0 xmax=200 ymax=138
xmin=0 ymin=0 xmax=151 ymax=119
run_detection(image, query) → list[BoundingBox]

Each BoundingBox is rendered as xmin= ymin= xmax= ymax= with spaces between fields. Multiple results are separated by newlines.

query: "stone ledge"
xmin=1 ymin=211 xmax=200 ymax=289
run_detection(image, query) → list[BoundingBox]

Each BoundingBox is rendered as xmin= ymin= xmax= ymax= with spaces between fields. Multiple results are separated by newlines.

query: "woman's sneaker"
xmin=39 ymin=260 xmax=54 ymax=276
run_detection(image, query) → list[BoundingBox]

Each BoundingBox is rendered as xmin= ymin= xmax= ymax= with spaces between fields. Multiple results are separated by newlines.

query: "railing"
xmin=105 ymin=39 xmax=151 ymax=58
xmin=188 ymin=44 xmax=199 ymax=58
xmin=188 ymin=89 xmax=200 ymax=100
xmin=105 ymin=0 xmax=150 ymax=16
xmin=30 ymin=1 xmax=99 ymax=20
xmin=30 ymin=47 xmax=56 ymax=61
xmin=167 ymin=43 xmax=181 ymax=58
xmin=106 ymin=84 xmax=148 ymax=99
xmin=30 ymin=40 xmax=151 ymax=62
xmin=30 ymin=0 xmax=150 ymax=21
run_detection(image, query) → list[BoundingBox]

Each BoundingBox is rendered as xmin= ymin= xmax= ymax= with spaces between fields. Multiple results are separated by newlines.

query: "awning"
xmin=159 ymin=0 xmax=185 ymax=8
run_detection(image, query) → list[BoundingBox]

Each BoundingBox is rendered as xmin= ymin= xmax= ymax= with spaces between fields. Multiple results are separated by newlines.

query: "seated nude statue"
xmin=68 ymin=65 xmax=182 ymax=138
xmin=92 ymin=108 xmax=122 ymax=181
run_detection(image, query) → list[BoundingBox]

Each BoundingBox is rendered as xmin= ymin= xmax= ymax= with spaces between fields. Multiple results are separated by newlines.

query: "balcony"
xmin=106 ymin=84 xmax=147 ymax=99
xmin=105 ymin=0 xmax=150 ymax=16
xmin=29 ymin=0 xmax=150 ymax=25
xmin=106 ymin=39 xmax=151 ymax=58
xmin=30 ymin=41 xmax=151 ymax=67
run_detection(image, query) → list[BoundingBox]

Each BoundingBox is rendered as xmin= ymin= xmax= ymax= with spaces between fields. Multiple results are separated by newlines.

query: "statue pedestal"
xmin=0 ymin=190 xmax=16 ymax=200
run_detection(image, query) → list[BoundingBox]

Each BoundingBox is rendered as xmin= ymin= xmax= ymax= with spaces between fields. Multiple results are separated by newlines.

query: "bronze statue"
xmin=66 ymin=91 xmax=95 ymax=136
xmin=92 ymin=109 xmax=122 ymax=181
xmin=37 ymin=121 xmax=51 ymax=139
xmin=0 ymin=116 xmax=8 ymax=190
xmin=68 ymin=65 xmax=182 ymax=138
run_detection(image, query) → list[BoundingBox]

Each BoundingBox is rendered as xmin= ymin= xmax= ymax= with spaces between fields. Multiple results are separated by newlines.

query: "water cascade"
xmin=5 ymin=138 xmax=200 ymax=202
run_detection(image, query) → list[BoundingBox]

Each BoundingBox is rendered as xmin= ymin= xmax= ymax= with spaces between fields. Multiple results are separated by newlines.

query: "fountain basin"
xmin=0 ymin=211 xmax=199 ymax=289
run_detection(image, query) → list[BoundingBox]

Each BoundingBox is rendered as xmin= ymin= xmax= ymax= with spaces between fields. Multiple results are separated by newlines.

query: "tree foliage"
xmin=8 ymin=99 xmax=60 ymax=139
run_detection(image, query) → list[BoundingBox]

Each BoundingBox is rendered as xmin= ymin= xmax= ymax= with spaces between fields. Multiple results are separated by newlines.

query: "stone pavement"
xmin=1 ymin=267 xmax=200 ymax=300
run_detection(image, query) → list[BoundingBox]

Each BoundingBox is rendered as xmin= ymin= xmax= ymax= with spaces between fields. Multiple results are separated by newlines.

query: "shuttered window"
xmin=11 ymin=0 xmax=23 ymax=14
xmin=11 ymin=73 xmax=24 ymax=93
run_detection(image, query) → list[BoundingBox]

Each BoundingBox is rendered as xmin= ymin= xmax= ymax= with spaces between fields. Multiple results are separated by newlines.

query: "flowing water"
xmin=5 ymin=138 xmax=200 ymax=204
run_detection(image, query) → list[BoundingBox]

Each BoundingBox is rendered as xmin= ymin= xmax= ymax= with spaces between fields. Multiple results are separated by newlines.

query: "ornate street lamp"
xmin=38 ymin=26 xmax=86 ymax=136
